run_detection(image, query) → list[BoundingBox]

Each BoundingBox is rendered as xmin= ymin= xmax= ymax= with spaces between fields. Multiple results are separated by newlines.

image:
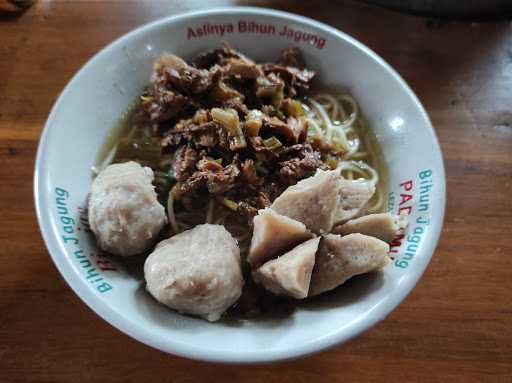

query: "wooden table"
xmin=1 ymin=1 xmax=511 ymax=381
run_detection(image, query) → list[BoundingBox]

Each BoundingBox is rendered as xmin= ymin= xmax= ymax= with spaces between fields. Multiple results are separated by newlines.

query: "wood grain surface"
xmin=1 ymin=1 xmax=511 ymax=382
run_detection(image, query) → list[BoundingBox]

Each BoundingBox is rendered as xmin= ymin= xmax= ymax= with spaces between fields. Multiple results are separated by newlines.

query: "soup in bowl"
xmin=34 ymin=7 xmax=445 ymax=363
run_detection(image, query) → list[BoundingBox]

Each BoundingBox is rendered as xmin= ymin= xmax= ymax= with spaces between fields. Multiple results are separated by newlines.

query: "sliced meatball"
xmin=309 ymin=233 xmax=389 ymax=296
xmin=144 ymin=224 xmax=243 ymax=322
xmin=253 ymin=237 xmax=320 ymax=299
xmin=270 ymin=169 xmax=340 ymax=234
xmin=333 ymin=179 xmax=375 ymax=225
xmin=333 ymin=212 xmax=408 ymax=243
xmin=88 ymin=161 xmax=167 ymax=256
xmin=248 ymin=208 xmax=313 ymax=267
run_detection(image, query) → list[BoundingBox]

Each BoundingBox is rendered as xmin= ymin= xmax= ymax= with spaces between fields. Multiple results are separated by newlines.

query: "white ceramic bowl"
xmin=34 ymin=7 xmax=445 ymax=363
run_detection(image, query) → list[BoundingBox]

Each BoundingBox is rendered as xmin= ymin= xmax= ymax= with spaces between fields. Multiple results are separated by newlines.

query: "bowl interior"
xmin=35 ymin=8 xmax=445 ymax=363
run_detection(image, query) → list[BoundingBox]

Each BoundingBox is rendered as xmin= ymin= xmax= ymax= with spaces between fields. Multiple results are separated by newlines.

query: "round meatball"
xmin=88 ymin=161 xmax=167 ymax=256
xmin=144 ymin=224 xmax=244 ymax=321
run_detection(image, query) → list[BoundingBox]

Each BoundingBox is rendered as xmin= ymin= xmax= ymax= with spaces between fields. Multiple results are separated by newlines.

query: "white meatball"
xmin=309 ymin=233 xmax=390 ymax=296
xmin=144 ymin=224 xmax=243 ymax=322
xmin=88 ymin=161 xmax=167 ymax=256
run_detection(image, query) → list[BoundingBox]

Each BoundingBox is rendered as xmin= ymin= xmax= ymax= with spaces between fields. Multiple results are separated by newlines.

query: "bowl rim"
xmin=34 ymin=6 xmax=446 ymax=363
